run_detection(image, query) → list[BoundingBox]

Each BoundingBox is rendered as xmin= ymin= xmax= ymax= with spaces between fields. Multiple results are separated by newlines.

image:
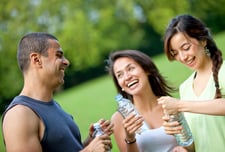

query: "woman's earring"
xmin=205 ymin=47 xmax=211 ymax=57
xmin=122 ymin=88 xmax=125 ymax=91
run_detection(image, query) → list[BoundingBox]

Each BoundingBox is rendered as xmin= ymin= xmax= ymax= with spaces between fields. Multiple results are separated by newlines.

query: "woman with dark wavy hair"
xmin=158 ymin=14 xmax=225 ymax=152
xmin=106 ymin=50 xmax=188 ymax=152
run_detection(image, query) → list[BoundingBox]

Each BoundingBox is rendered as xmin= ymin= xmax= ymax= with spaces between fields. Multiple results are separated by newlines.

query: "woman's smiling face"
xmin=170 ymin=32 xmax=207 ymax=71
xmin=113 ymin=57 xmax=149 ymax=95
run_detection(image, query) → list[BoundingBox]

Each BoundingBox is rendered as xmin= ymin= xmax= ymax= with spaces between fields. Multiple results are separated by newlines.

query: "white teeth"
xmin=127 ymin=80 xmax=138 ymax=88
xmin=186 ymin=58 xmax=193 ymax=65
xmin=186 ymin=60 xmax=192 ymax=65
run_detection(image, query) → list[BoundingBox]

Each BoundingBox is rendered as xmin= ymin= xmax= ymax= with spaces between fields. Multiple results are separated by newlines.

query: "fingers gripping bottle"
xmin=115 ymin=93 xmax=149 ymax=135
xmin=93 ymin=122 xmax=111 ymax=152
xmin=169 ymin=113 xmax=194 ymax=147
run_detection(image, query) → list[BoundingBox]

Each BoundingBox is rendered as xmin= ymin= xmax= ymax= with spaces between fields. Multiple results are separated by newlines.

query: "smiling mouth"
xmin=127 ymin=80 xmax=138 ymax=88
xmin=185 ymin=57 xmax=195 ymax=66
xmin=60 ymin=67 xmax=66 ymax=71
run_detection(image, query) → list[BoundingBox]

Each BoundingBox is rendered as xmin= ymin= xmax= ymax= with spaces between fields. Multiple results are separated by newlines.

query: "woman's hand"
xmin=162 ymin=115 xmax=182 ymax=135
xmin=123 ymin=113 xmax=144 ymax=140
xmin=158 ymin=96 xmax=180 ymax=114
xmin=173 ymin=146 xmax=188 ymax=152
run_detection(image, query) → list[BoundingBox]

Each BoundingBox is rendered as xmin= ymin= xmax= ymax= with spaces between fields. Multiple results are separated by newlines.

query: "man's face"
xmin=40 ymin=39 xmax=70 ymax=88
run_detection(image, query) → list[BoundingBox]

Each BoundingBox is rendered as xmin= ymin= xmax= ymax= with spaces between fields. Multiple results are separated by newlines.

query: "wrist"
xmin=179 ymin=100 xmax=188 ymax=112
xmin=125 ymin=138 xmax=136 ymax=144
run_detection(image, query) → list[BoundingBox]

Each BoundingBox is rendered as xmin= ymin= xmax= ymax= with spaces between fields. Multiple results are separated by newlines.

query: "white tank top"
xmin=136 ymin=127 xmax=178 ymax=152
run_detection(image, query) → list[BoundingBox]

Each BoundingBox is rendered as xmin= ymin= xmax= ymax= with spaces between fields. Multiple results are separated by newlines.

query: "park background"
xmin=0 ymin=0 xmax=225 ymax=151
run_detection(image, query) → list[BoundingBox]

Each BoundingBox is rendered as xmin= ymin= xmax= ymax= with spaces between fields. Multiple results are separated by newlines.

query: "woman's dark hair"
xmin=163 ymin=14 xmax=223 ymax=98
xmin=105 ymin=50 xmax=175 ymax=101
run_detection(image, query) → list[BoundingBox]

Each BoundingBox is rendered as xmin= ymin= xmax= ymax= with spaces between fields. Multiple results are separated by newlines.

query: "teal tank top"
xmin=2 ymin=95 xmax=83 ymax=152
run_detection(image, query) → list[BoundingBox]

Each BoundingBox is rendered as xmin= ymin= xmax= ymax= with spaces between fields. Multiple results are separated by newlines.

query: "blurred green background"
xmin=1 ymin=0 xmax=225 ymax=112
xmin=1 ymin=0 xmax=225 ymax=151
xmin=1 ymin=32 xmax=225 ymax=151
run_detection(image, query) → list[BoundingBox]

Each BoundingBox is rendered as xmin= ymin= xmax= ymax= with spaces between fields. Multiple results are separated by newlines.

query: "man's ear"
xmin=30 ymin=53 xmax=42 ymax=66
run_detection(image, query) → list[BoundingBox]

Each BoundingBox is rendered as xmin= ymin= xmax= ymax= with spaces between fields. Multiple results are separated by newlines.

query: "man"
xmin=2 ymin=32 xmax=112 ymax=152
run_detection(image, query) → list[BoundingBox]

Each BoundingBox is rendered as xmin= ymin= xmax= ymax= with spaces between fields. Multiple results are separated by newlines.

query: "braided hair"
xmin=163 ymin=14 xmax=223 ymax=98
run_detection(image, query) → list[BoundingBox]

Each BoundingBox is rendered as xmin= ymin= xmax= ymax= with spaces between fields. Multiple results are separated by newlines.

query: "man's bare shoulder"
xmin=3 ymin=104 xmax=38 ymax=120
xmin=3 ymin=104 xmax=40 ymax=134
xmin=2 ymin=105 xmax=43 ymax=151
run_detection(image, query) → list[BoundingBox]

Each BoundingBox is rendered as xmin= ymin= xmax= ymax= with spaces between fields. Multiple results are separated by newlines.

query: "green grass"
xmin=0 ymin=32 xmax=224 ymax=152
xmin=55 ymin=76 xmax=117 ymax=137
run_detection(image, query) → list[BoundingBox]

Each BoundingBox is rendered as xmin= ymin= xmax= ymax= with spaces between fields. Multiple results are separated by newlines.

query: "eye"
xmin=57 ymin=54 xmax=62 ymax=58
xmin=56 ymin=51 xmax=63 ymax=58
xmin=183 ymin=44 xmax=191 ymax=51
xmin=116 ymin=72 xmax=123 ymax=79
xmin=128 ymin=66 xmax=135 ymax=72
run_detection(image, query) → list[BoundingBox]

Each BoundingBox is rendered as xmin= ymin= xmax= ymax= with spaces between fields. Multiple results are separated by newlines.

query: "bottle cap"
xmin=115 ymin=94 xmax=123 ymax=101
xmin=93 ymin=122 xmax=100 ymax=128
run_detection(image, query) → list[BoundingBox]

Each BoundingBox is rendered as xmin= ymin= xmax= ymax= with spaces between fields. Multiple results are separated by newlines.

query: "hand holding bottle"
xmin=92 ymin=122 xmax=112 ymax=152
xmin=161 ymin=109 xmax=194 ymax=147
xmin=84 ymin=119 xmax=113 ymax=152
xmin=158 ymin=96 xmax=180 ymax=114
xmin=123 ymin=113 xmax=145 ymax=138
xmin=115 ymin=94 xmax=149 ymax=135
xmin=172 ymin=146 xmax=188 ymax=152
xmin=97 ymin=119 xmax=114 ymax=136
xmin=83 ymin=134 xmax=112 ymax=152
xmin=162 ymin=115 xmax=183 ymax=135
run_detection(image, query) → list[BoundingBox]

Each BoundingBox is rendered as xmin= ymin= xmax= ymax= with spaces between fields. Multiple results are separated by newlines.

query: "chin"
xmin=54 ymin=80 xmax=64 ymax=88
xmin=59 ymin=80 xmax=64 ymax=86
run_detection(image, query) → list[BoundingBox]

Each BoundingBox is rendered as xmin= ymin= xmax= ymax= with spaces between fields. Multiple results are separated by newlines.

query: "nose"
xmin=124 ymin=71 xmax=131 ymax=80
xmin=178 ymin=51 xmax=188 ymax=61
xmin=63 ymin=57 xmax=70 ymax=67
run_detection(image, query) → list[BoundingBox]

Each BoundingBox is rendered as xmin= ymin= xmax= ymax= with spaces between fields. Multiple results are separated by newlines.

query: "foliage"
xmin=0 ymin=0 xmax=225 ymax=113
xmin=189 ymin=0 xmax=225 ymax=33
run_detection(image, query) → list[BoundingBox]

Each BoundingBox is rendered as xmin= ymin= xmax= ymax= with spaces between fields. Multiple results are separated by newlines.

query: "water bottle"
xmin=169 ymin=112 xmax=193 ymax=147
xmin=93 ymin=122 xmax=105 ymax=137
xmin=115 ymin=93 xmax=149 ymax=135
xmin=93 ymin=122 xmax=111 ymax=152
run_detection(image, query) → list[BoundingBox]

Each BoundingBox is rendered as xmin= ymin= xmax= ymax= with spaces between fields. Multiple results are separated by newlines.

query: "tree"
xmin=0 ymin=0 xmax=224 ymax=113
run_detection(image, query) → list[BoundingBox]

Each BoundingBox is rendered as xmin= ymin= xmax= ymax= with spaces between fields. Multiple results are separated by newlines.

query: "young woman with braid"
xmin=158 ymin=14 xmax=225 ymax=152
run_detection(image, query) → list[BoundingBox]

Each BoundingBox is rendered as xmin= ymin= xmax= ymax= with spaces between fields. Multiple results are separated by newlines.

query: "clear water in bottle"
xmin=93 ymin=123 xmax=105 ymax=137
xmin=93 ymin=122 xmax=111 ymax=152
xmin=169 ymin=112 xmax=193 ymax=147
xmin=115 ymin=94 xmax=149 ymax=134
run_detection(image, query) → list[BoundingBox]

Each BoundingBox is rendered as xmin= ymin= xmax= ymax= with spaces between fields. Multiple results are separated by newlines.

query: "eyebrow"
xmin=56 ymin=49 xmax=64 ymax=55
xmin=172 ymin=42 xmax=189 ymax=52
xmin=180 ymin=42 xmax=190 ymax=48
xmin=115 ymin=63 xmax=133 ymax=73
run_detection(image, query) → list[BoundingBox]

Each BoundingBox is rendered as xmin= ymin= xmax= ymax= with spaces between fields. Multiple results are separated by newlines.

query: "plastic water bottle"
xmin=93 ymin=122 xmax=105 ymax=137
xmin=115 ymin=93 xmax=149 ymax=134
xmin=93 ymin=122 xmax=111 ymax=152
xmin=169 ymin=112 xmax=193 ymax=146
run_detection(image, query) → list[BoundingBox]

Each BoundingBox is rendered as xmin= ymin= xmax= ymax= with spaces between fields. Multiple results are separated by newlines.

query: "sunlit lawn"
xmin=0 ymin=32 xmax=224 ymax=152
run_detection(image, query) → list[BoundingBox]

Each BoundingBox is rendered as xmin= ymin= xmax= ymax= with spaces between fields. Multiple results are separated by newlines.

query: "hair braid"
xmin=209 ymin=41 xmax=223 ymax=98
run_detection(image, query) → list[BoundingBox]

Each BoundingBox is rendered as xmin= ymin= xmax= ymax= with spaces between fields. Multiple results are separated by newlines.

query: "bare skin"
xmin=112 ymin=57 xmax=187 ymax=152
xmin=158 ymin=33 xmax=225 ymax=115
xmin=3 ymin=39 xmax=112 ymax=152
